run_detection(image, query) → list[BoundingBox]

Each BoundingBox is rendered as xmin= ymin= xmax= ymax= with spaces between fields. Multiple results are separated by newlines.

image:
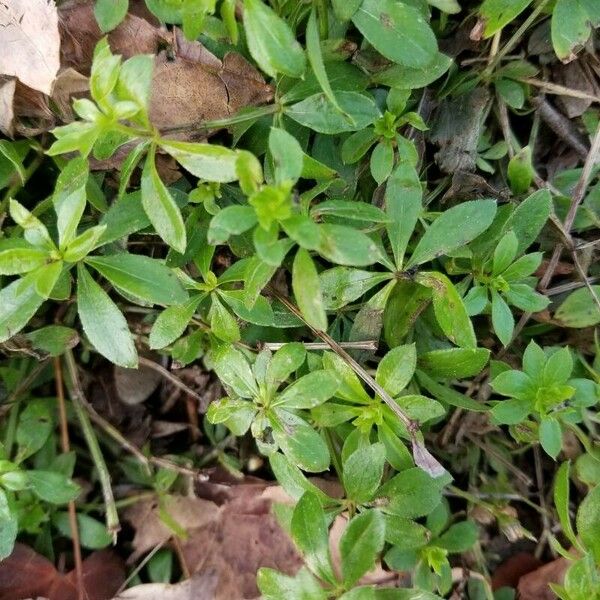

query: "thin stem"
xmin=137 ymin=356 xmax=205 ymax=403
xmin=64 ymin=351 xmax=120 ymax=539
xmin=54 ymin=357 xmax=84 ymax=600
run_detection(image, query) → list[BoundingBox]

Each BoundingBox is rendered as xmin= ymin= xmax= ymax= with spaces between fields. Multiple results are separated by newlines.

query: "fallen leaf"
xmin=114 ymin=572 xmax=218 ymax=600
xmin=491 ymin=552 xmax=542 ymax=590
xmin=0 ymin=543 xmax=125 ymax=600
xmin=114 ymin=362 xmax=162 ymax=405
xmin=0 ymin=77 xmax=16 ymax=136
xmin=0 ymin=0 xmax=60 ymax=94
xmin=51 ymin=68 xmax=89 ymax=121
xmin=517 ymin=556 xmax=570 ymax=600
xmin=124 ymin=483 xmax=301 ymax=599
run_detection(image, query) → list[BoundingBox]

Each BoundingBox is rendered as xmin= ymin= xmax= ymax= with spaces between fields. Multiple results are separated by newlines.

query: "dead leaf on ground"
xmin=491 ymin=552 xmax=541 ymax=590
xmin=517 ymin=556 xmax=570 ymax=600
xmin=114 ymin=362 xmax=162 ymax=406
xmin=0 ymin=78 xmax=16 ymax=136
xmin=124 ymin=483 xmax=302 ymax=599
xmin=0 ymin=543 xmax=125 ymax=600
xmin=430 ymin=87 xmax=490 ymax=173
xmin=0 ymin=0 xmax=61 ymax=95
xmin=114 ymin=572 xmax=218 ymax=600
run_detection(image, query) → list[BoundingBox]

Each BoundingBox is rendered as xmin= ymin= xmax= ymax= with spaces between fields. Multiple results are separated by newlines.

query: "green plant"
xmin=1 ymin=0 xmax=599 ymax=597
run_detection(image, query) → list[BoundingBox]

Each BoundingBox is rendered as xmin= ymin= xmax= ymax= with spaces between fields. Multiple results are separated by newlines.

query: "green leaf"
xmin=418 ymin=348 xmax=490 ymax=379
xmin=555 ymin=286 xmax=600 ymax=328
xmin=320 ymin=267 xmax=391 ymax=310
xmin=117 ymin=55 xmax=154 ymax=115
xmin=94 ymin=0 xmax=129 ymax=32
xmin=53 ymin=157 xmax=89 ymax=249
xmin=292 ymin=249 xmax=328 ymax=331
xmin=258 ymin=567 xmax=328 ymax=600
xmin=269 ymin=128 xmax=304 ymax=184
xmin=286 ymin=92 xmax=381 ymax=134
xmin=385 ymin=163 xmax=422 ymax=269
xmin=491 ymin=369 xmax=534 ymax=399
xmin=378 ymin=423 xmax=413 ymax=471
xmin=9 ymin=199 xmax=54 ymax=250
xmin=149 ymin=295 xmax=202 ymax=349
xmin=28 ymin=470 xmax=80 ymax=504
xmin=505 ymin=284 xmax=549 ymax=313
xmin=376 ymin=468 xmax=442 ymax=518
xmin=491 ymin=398 xmax=530 ymax=424
xmin=160 ymin=141 xmax=239 ymax=183
xmin=507 ymin=189 xmax=552 ymax=254
xmin=417 ymin=272 xmax=476 ymax=349
xmin=208 ymin=206 xmax=258 ymax=245
xmin=141 ymin=147 xmax=187 ymax=253
xmin=384 ymin=516 xmax=429 ymax=550
xmin=0 ymin=272 xmax=45 ymax=343
xmin=312 ymin=200 xmax=389 ymax=224
xmin=491 ymin=290 xmax=514 ymax=347
xmin=269 ymin=452 xmax=327 ymax=501
xmin=0 ymin=490 xmax=17 ymax=560
xmin=63 ymin=225 xmax=106 ymax=263
xmin=416 ymin=371 xmax=488 ymax=411
xmin=507 ymin=146 xmax=533 ymax=195
xmin=577 ymin=483 xmax=600 ymax=562
xmin=376 ymin=344 xmax=416 ymax=397
xmin=373 ymin=52 xmax=453 ymax=89
xmin=0 ymin=140 xmax=25 ymax=184
xmin=479 ymin=0 xmax=533 ymax=38
xmin=407 ymin=200 xmax=497 ymax=267
xmin=53 ymin=512 xmax=112 ymax=549
xmin=210 ymin=345 xmax=257 ymax=398
xmin=207 ymin=397 xmax=256 ymax=435
xmin=340 ymin=510 xmax=385 ymax=587
xmin=291 ymin=492 xmax=334 ymax=583
xmin=243 ymin=0 xmax=306 ymax=78
xmin=542 ymin=347 xmax=573 ymax=386
xmin=322 ymin=352 xmax=371 ymax=404
xmin=493 ymin=232 xmax=519 ymax=276
xmin=352 ymin=0 xmax=437 ymax=68
xmin=276 ymin=370 xmax=339 ymax=409
xmin=554 ymin=462 xmax=579 ymax=548
xmin=306 ymin=9 xmax=343 ymax=113
xmin=552 ymin=0 xmax=599 ymax=62
xmin=317 ymin=224 xmax=381 ymax=267
xmin=343 ymin=443 xmax=386 ymax=504
xmin=24 ymin=325 xmax=79 ymax=357
xmin=436 ymin=521 xmax=479 ymax=553
xmin=209 ymin=295 xmax=240 ymax=343
xmin=271 ymin=409 xmax=330 ymax=472
xmin=16 ymin=399 xmax=53 ymax=459
xmin=0 ymin=244 xmax=49 ymax=275
xmin=86 ymin=254 xmax=188 ymax=306
xmin=77 ymin=264 xmax=138 ymax=367
xmin=332 ymin=0 xmax=362 ymax=20
xmin=370 ymin=141 xmax=394 ymax=185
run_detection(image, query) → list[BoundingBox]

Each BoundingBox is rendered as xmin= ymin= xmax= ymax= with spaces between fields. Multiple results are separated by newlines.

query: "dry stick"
xmin=54 ymin=357 xmax=84 ymax=600
xmin=520 ymin=78 xmax=600 ymax=104
xmin=138 ymin=356 xmax=204 ymax=403
xmin=269 ymin=288 xmax=446 ymax=477
xmin=262 ymin=341 xmax=378 ymax=351
xmin=505 ymin=122 xmax=600 ymax=352
xmin=64 ymin=351 xmax=120 ymax=540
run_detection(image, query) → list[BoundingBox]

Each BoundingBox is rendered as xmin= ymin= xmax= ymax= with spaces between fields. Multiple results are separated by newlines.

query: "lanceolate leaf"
xmin=141 ymin=147 xmax=187 ymax=253
xmin=352 ymin=0 xmax=438 ymax=68
xmin=0 ymin=272 xmax=45 ymax=343
xmin=292 ymin=248 xmax=328 ymax=331
xmin=76 ymin=264 xmax=138 ymax=368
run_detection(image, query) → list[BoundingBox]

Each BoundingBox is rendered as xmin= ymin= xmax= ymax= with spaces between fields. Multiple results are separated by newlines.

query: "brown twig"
xmin=54 ymin=357 xmax=84 ymax=600
xmin=138 ymin=356 xmax=205 ymax=404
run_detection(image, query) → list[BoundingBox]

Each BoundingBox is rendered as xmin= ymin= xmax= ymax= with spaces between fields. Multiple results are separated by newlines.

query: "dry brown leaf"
xmin=114 ymin=363 xmax=162 ymax=406
xmin=114 ymin=572 xmax=218 ymax=600
xmin=0 ymin=0 xmax=60 ymax=94
xmin=491 ymin=552 xmax=542 ymax=590
xmin=517 ymin=556 xmax=570 ymax=600
xmin=51 ymin=67 xmax=89 ymax=121
xmin=0 ymin=77 xmax=16 ymax=136
xmin=124 ymin=484 xmax=301 ymax=599
xmin=0 ymin=543 xmax=125 ymax=600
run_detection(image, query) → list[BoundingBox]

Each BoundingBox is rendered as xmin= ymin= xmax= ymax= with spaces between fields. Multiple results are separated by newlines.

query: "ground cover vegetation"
xmin=0 ymin=0 xmax=599 ymax=598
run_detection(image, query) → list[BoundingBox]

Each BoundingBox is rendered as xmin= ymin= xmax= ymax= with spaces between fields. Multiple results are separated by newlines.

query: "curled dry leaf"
xmin=114 ymin=572 xmax=218 ymax=600
xmin=0 ymin=0 xmax=60 ymax=95
xmin=0 ymin=78 xmax=16 ymax=136
xmin=0 ymin=542 xmax=125 ymax=600
xmin=114 ymin=362 xmax=162 ymax=406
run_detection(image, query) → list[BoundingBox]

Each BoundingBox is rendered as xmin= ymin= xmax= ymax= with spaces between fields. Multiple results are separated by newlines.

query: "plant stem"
xmin=64 ymin=350 xmax=120 ymax=539
xmin=54 ymin=356 xmax=84 ymax=600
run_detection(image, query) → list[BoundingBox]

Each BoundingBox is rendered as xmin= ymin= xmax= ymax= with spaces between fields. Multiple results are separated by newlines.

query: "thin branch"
xmin=138 ymin=356 xmax=205 ymax=403
xmin=261 ymin=341 xmax=378 ymax=351
xmin=54 ymin=357 xmax=83 ymax=600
